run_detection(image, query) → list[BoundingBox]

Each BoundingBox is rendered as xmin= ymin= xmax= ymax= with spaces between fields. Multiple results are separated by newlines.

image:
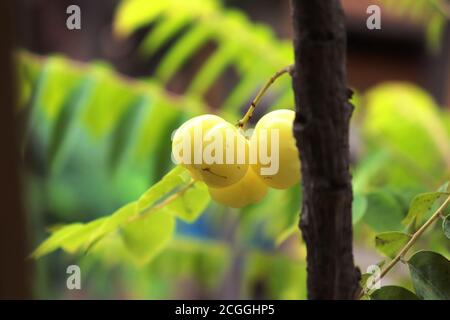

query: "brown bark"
xmin=290 ymin=0 xmax=360 ymax=299
xmin=0 ymin=0 xmax=31 ymax=299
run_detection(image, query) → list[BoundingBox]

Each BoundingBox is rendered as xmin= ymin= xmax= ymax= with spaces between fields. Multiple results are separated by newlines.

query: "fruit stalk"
xmin=237 ymin=65 xmax=294 ymax=129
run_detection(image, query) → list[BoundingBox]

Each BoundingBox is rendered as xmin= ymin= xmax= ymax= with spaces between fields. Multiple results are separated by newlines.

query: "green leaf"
xmin=32 ymin=218 xmax=106 ymax=258
xmin=32 ymin=224 xmax=84 ymax=258
xmin=375 ymin=231 xmax=411 ymax=259
xmin=362 ymin=190 xmax=404 ymax=232
xmin=137 ymin=165 xmax=192 ymax=211
xmin=371 ymin=286 xmax=420 ymax=300
xmin=402 ymin=192 xmax=449 ymax=228
xmin=121 ymin=209 xmax=175 ymax=265
xmin=408 ymin=250 xmax=450 ymax=300
xmin=165 ymin=182 xmax=210 ymax=222
xmin=442 ymin=215 xmax=450 ymax=240
xmin=32 ymin=201 xmax=138 ymax=259
xmin=84 ymin=202 xmax=138 ymax=251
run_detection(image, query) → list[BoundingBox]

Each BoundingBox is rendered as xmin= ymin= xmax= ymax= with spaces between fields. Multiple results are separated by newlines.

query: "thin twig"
xmin=359 ymin=194 xmax=450 ymax=298
xmin=237 ymin=64 xmax=294 ymax=129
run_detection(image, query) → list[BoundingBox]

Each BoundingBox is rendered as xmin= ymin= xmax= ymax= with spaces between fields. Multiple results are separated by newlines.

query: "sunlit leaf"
xmin=121 ymin=208 xmax=175 ymax=265
xmin=32 ymin=224 xmax=84 ymax=258
xmin=165 ymin=182 xmax=210 ymax=222
xmin=375 ymin=231 xmax=411 ymax=259
xmin=84 ymin=202 xmax=138 ymax=251
xmin=32 ymin=218 xmax=107 ymax=258
xmin=402 ymin=192 xmax=449 ymax=229
xmin=137 ymin=165 xmax=192 ymax=211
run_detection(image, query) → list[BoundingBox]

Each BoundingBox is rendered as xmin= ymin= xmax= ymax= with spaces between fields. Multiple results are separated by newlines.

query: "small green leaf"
xmin=32 ymin=218 xmax=107 ymax=258
xmin=165 ymin=182 xmax=210 ymax=222
xmin=402 ymin=192 xmax=449 ymax=228
xmin=32 ymin=224 xmax=84 ymax=259
xmin=375 ymin=231 xmax=411 ymax=259
xmin=84 ymin=202 xmax=138 ymax=251
xmin=408 ymin=251 xmax=450 ymax=300
xmin=32 ymin=202 xmax=137 ymax=258
xmin=371 ymin=286 xmax=420 ymax=300
xmin=442 ymin=215 xmax=450 ymax=240
xmin=121 ymin=209 xmax=175 ymax=265
xmin=137 ymin=165 xmax=191 ymax=211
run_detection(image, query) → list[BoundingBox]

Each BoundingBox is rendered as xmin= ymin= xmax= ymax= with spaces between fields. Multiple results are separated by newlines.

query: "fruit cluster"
xmin=172 ymin=109 xmax=300 ymax=208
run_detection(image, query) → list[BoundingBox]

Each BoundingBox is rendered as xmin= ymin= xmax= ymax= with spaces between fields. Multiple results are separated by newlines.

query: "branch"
xmin=290 ymin=0 xmax=360 ymax=299
xmin=360 ymin=194 xmax=450 ymax=298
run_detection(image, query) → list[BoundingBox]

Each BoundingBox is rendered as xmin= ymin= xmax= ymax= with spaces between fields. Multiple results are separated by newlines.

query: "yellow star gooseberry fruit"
xmin=172 ymin=114 xmax=249 ymax=188
xmin=172 ymin=114 xmax=223 ymax=181
xmin=208 ymin=167 xmax=268 ymax=208
xmin=249 ymin=109 xmax=301 ymax=189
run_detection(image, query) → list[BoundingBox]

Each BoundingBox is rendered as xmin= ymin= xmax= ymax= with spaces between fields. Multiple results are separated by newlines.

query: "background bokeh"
xmin=8 ymin=0 xmax=450 ymax=299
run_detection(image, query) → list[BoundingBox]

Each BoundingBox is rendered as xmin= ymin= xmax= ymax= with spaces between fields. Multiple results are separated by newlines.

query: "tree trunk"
xmin=0 ymin=0 xmax=31 ymax=299
xmin=290 ymin=0 xmax=360 ymax=299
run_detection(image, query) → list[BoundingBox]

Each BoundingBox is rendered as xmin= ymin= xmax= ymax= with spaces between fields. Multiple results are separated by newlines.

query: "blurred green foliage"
xmin=382 ymin=0 xmax=450 ymax=52
xmin=18 ymin=0 xmax=450 ymax=299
